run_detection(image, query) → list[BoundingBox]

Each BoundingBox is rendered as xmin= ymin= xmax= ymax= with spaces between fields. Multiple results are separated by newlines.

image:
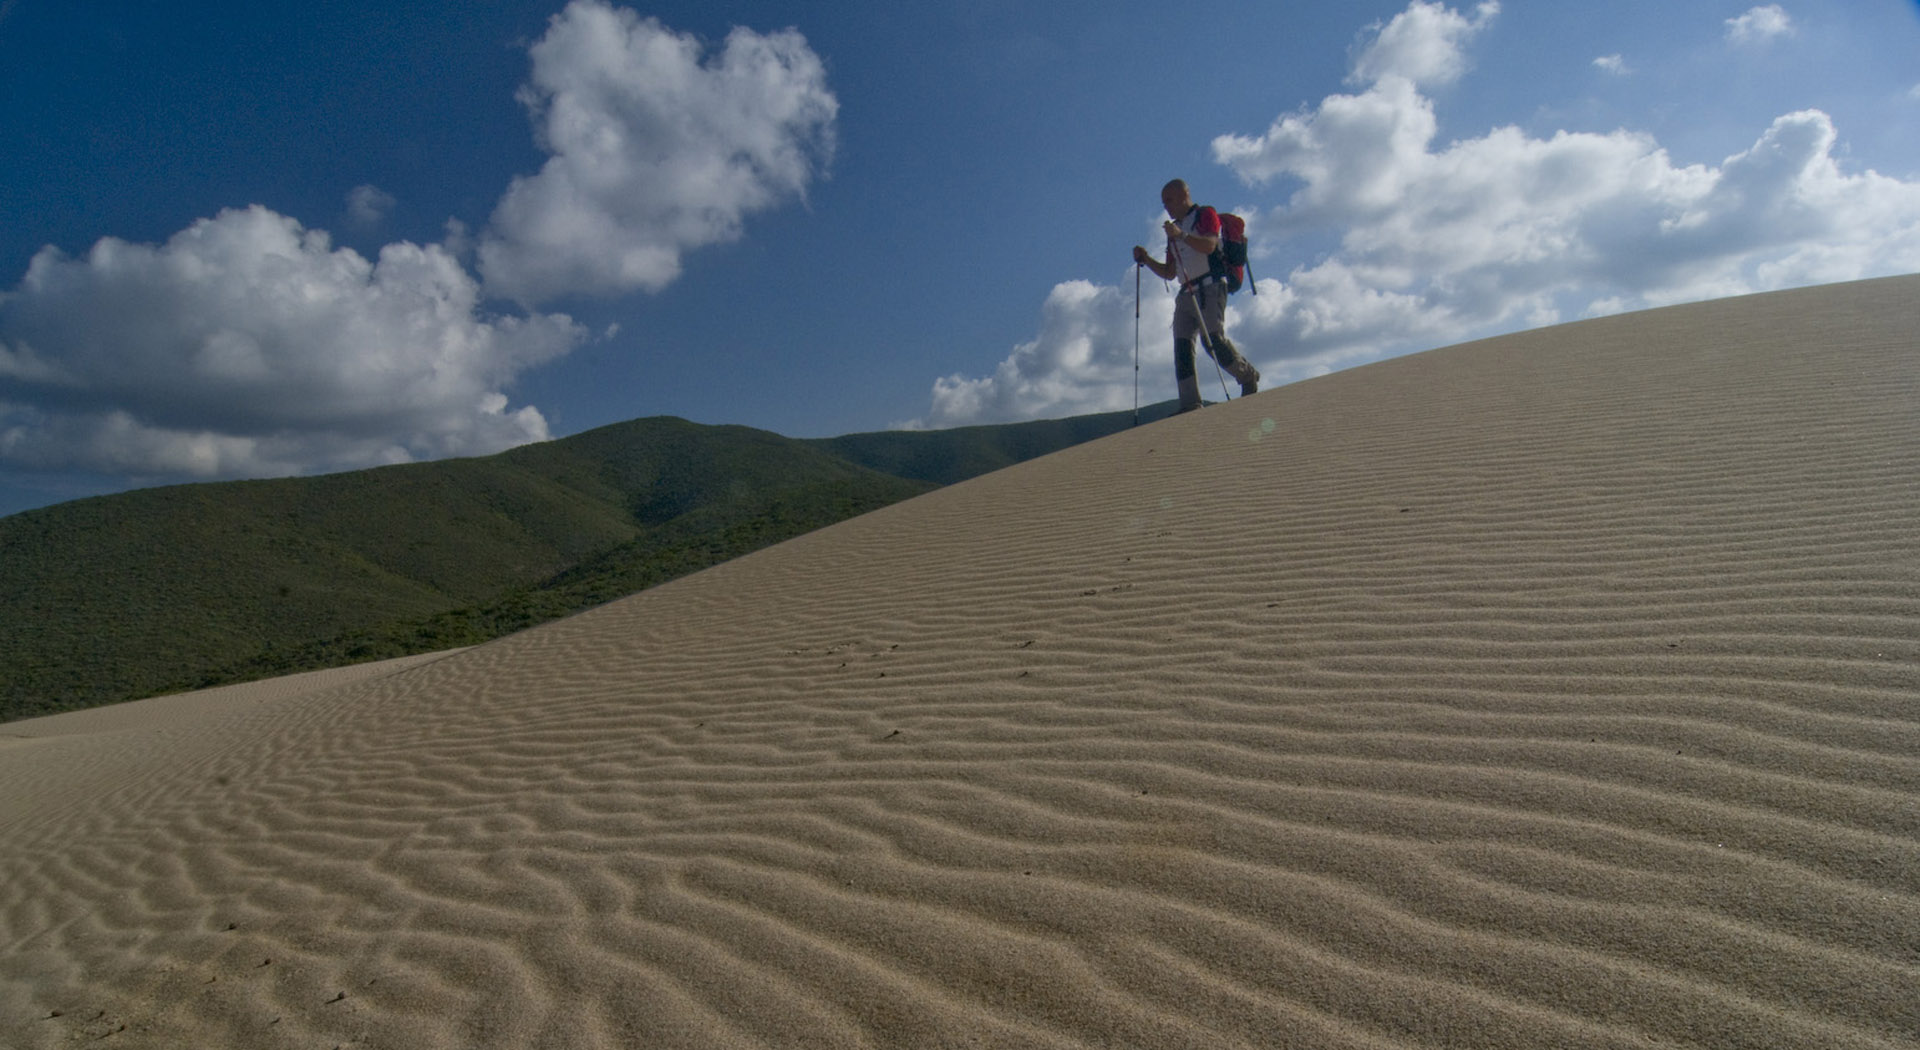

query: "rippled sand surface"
xmin=3 ymin=275 xmax=1916 ymax=1049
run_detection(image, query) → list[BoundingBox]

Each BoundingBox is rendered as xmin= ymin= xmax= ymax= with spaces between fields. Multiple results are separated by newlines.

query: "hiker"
xmin=1132 ymin=179 xmax=1259 ymax=412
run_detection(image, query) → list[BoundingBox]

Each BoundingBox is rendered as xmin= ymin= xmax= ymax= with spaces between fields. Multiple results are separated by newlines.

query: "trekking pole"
xmin=1207 ymin=298 xmax=1233 ymax=403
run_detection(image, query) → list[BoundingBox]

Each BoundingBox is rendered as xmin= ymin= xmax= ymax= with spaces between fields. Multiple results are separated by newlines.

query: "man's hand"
xmin=1132 ymin=245 xmax=1152 ymax=265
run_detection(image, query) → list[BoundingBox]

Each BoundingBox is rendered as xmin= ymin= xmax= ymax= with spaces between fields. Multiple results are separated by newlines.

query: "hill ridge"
xmin=0 ymin=402 xmax=1177 ymax=721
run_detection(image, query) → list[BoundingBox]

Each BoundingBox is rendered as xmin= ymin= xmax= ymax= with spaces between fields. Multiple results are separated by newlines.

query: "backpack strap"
xmin=1198 ymin=205 xmax=1229 ymax=283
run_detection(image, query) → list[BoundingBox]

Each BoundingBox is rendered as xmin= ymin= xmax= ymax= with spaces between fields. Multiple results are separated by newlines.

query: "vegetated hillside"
xmin=0 ymin=417 xmax=929 ymax=721
xmin=811 ymin=401 xmax=1181 ymax=485
xmin=2 ymin=405 xmax=1180 ymax=722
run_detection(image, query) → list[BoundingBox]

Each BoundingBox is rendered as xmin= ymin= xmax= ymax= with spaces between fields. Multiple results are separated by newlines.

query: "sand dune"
xmin=3 ymin=274 xmax=1916 ymax=1049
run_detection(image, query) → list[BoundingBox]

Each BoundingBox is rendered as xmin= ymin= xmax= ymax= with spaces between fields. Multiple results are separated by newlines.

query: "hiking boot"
xmin=1230 ymin=360 xmax=1260 ymax=397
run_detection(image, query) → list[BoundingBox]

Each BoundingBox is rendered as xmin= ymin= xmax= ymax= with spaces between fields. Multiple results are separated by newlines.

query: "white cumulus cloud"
xmin=1593 ymin=54 xmax=1629 ymax=76
xmin=0 ymin=206 xmax=584 ymax=480
xmin=1349 ymin=0 xmax=1498 ymax=89
xmin=1726 ymin=4 xmax=1795 ymax=45
xmin=478 ymin=0 xmax=838 ymax=305
xmin=918 ymin=279 xmax=1172 ymax=429
xmin=922 ymin=0 xmax=1920 ymax=427
xmin=2 ymin=3 xmax=837 ymax=492
xmin=346 ymin=183 xmax=397 ymax=227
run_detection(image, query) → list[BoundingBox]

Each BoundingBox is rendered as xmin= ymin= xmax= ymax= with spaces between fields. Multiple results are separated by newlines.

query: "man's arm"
xmin=1166 ymin=209 xmax=1220 ymax=255
xmin=1169 ymin=229 xmax=1220 ymax=255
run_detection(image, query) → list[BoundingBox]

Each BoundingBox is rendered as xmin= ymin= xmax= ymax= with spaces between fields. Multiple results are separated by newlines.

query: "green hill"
xmin=812 ymin=401 xmax=1179 ymax=485
xmin=0 ymin=404 xmax=1178 ymax=722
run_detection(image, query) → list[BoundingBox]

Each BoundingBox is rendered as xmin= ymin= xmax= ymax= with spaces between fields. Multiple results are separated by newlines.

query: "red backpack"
xmin=1209 ymin=210 xmax=1256 ymax=295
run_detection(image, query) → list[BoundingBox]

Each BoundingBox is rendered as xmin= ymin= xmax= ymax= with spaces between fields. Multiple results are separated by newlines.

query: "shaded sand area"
xmin=3 ymin=275 xmax=1917 ymax=1049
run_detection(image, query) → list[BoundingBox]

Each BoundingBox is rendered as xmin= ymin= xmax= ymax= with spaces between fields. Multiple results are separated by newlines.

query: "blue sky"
xmin=2 ymin=0 xmax=1917 ymax=516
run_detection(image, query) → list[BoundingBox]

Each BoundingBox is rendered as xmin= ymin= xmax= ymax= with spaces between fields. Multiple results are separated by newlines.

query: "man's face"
xmin=1162 ymin=187 xmax=1189 ymax=218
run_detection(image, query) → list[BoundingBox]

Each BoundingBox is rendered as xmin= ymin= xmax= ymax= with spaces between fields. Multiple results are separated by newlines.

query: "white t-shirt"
xmin=1169 ymin=206 xmax=1220 ymax=284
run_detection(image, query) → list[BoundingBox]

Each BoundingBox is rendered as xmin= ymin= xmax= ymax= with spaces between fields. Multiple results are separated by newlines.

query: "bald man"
xmin=1133 ymin=178 xmax=1260 ymax=411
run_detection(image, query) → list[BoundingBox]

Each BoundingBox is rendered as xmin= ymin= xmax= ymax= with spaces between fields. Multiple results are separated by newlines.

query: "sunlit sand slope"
xmin=3 ymin=275 xmax=1916 ymax=1049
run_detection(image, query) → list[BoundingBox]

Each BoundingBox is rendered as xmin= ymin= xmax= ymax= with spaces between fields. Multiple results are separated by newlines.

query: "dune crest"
xmin=3 ymin=276 xmax=1917 ymax=1049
